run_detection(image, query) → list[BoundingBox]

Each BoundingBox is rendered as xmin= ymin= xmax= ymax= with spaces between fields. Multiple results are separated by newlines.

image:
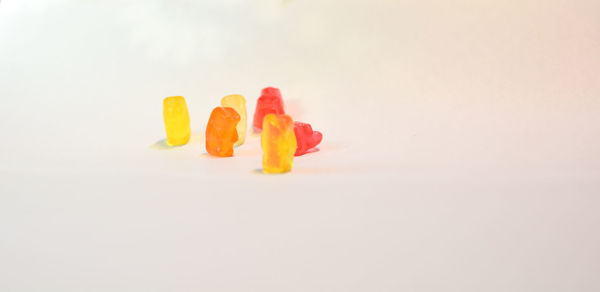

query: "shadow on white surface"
xmin=149 ymin=139 xmax=180 ymax=150
xmin=150 ymin=132 xmax=204 ymax=150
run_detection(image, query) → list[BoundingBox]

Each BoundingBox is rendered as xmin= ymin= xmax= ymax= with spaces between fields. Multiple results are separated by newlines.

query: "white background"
xmin=1 ymin=0 xmax=599 ymax=291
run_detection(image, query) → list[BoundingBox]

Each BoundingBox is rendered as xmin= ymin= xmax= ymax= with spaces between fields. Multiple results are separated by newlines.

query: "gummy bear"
xmin=252 ymin=87 xmax=285 ymax=132
xmin=293 ymin=122 xmax=323 ymax=156
xmin=163 ymin=96 xmax=191 ymax=146
xmin=261 ymin=114 xmax=297 ymax=173
xmin=205 ymin=107 xmax=240 ymax=157
xmin=220 ymin=94 xmax=247 ymax=147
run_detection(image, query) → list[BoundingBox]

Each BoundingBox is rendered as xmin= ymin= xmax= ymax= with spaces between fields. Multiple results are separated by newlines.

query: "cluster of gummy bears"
xmin=162 ymin=87 xmax=323 ymax=174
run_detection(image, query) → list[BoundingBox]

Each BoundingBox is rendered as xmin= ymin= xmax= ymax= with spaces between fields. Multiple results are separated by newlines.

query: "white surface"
xmin=1 ymin=0 xmax=600 ymax=291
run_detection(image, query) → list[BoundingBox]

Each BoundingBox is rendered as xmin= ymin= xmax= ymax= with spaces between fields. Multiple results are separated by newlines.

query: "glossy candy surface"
xmin=252 ymin=87 xmax=285 ymax=132
xmin=205 ymin=107 xmax=240 ymax=157
xmin=163 ymin=96 xmax=191 ymax=146
xmin=261 ymin=114 xmax=297 ymax=173
xmin=220 ymin=94 xmax=247 ymax=147
xmin=293 ymin=122 xmax=323 ymax=156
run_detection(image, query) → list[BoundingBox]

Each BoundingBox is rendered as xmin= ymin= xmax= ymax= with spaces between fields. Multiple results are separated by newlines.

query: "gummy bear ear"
xmin=280 ymin=114 xmax=294 ymax=127
xmin=303 ymin=123 xmax=313 ymax=133
xmin=294 ymin=122 xmax=312 ymax=133
xmin=262 ymin=113 xmax=277 ymax=128
xmin=261 ymin=87 xmax=282 ymax=98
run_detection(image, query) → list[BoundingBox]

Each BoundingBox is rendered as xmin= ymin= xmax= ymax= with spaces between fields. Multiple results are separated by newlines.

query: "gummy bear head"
xmin=294 ymin=122 xmax=313 ymax=135
xmin=253 ymin=87 xmax=286 ymax=132
xmin=258 ymin=87 xmax=284 ymax=114
xmin=208 ymin=107 xmax=240 ymax=140
xmin=261 ymin=87 xmax=282 ymax=98
xmin=220 ymin=107 xmax=240 ymax=138
xmin=293 ymin=121 xmax=322 ymax=156
xmin=163 ymin=96 xmax=190 ymax=121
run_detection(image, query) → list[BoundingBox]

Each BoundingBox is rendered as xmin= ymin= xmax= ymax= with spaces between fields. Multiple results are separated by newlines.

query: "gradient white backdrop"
xmin=1 ymin=0 xmax=599 ymax=291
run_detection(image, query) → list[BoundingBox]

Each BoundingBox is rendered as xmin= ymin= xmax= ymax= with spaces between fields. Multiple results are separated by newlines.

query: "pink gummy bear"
xmin=293 ymin=121 xmax=322 ymax=156
xmin=252 ymin=87 xmax=285 ymax=132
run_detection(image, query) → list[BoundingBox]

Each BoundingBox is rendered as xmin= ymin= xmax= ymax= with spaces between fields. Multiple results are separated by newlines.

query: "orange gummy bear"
xmin=205 ymin=107 xmax=240 ymax=157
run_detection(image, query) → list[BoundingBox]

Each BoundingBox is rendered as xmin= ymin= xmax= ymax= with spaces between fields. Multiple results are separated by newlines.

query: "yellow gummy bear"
xmin=220 ymin=94 xmax=247 ymax=147
xmin=261 ymin=114 xmax=297 ymax=174
xmin=163 ymin=96 xmax=191 ymax=146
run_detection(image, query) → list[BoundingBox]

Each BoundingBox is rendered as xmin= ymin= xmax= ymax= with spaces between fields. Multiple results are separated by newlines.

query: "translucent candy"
xmin=261 ymin=114 xmax=297 ymax=173
xmin=252 ymin=87 xmax=285 ymax=132
xmin=294 ymin=122 xmax=323 ymax=156
xmin=205 ymin=107 xmax=240 ymax=157
xmin=220 ymin=94 xmax=247 ymax=147
xmin=163 ymin=96 xmax=191 ymax=146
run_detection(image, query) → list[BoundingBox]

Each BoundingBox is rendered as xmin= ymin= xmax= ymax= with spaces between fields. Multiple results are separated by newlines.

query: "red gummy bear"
xmin=294 ymin=121 xmax=322 ymax=156
xmin=252 ymin=87 xmax=285 ymax=132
